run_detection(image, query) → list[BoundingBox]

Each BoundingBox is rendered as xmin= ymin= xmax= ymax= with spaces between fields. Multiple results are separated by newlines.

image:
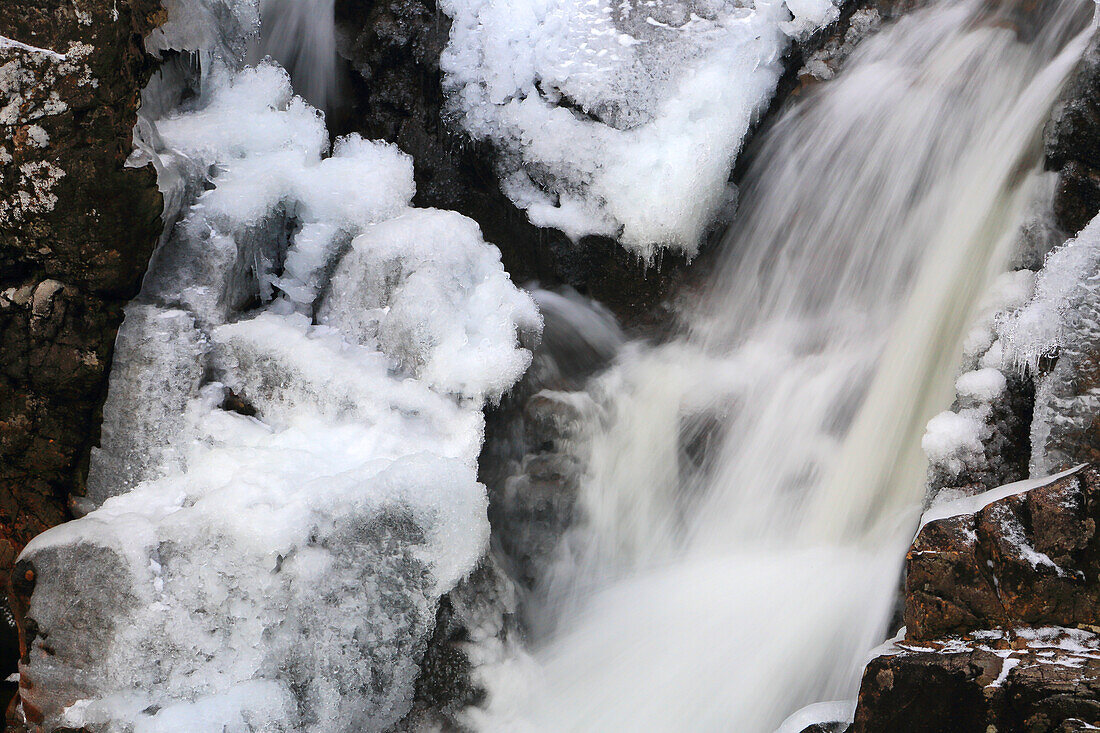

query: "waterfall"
xmin=477 ymin=1 xmax=1093 ymax=730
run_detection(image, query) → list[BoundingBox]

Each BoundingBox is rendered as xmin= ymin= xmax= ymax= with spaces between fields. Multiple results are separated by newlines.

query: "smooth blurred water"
xmin=254 ymin=0 xmax=341 ymax=115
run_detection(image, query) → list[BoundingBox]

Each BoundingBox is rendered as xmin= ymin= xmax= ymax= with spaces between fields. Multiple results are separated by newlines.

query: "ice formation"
xmin=1004 ymin=214 xmax=1100 ymax=374
xmin=19 ymin=1 xmax=540 ymax=731
xmin=1004 ymin=213 xmax=1100 ymax=475
xmin=439 ymin=0 xmax=840 ymax=258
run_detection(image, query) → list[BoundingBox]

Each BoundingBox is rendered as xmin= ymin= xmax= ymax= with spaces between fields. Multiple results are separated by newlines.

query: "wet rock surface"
xmin=851 ymin=465 xmax=1100 ymax=732
xmin=0 ymin=0 xmax=162 ymax=704
xmin=394 ymin=555 xmax=518 ymax=732
xmin=1047 ymin=30 xmax=1100 ymax=236
xmin=852 ymin=629 xmax=1100 ymax=733
xmin=907 ymin=466 xmax=1100 ymax=641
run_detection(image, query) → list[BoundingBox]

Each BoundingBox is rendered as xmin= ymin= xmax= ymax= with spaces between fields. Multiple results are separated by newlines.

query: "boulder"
xmin=905 ymin=466 xmax=1100 ymax=641
xmin=852 ymin=629 xmax=1100 ymax=733
xmin=851 ymin=466 xmax=1100 ymax=732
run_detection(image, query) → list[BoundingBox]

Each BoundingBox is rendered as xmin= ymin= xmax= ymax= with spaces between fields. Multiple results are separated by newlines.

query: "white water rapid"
xmin=476 ymin=1 xmax=1094 ymax=731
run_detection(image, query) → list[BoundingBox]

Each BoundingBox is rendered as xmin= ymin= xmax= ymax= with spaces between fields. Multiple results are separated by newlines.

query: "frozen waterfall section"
xmin=15 ymin=1 xmax=539 ymax=732
xmin=475 ymin=1 xmax=1094 ymax=732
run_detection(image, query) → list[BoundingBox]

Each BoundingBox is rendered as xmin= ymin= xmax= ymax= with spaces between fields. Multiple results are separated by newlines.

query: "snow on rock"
xmin=852 ymin=626 xmax=1100 ymax=732
xmin=921 ymin=367 xmax=1020 ymax=493
xmin=438 ymin=0 xmax=840 ymax=259
xmin=318 ymin=209 xmax=541 ymax=402
xmin=922 ymin=268 xmax=1040 ymax=498
xmin=922 ymin=407 xmax=989 ymax=480
xmin=17 ymin=2 xmax=540 ymax=731
xmin=921 ymin=464 xmax=1084 ymax=530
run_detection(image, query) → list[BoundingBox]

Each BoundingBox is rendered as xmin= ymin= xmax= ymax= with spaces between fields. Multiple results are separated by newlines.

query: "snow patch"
xmin=919 ymin=464 xmax=1085 ymax=530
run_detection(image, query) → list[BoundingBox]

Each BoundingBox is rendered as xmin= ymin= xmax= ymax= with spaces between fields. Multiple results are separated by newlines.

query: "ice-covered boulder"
xmin=439 ymin=0 xmax=841 ymax=258
xmin=318 ymin=209 xmax=540 ymax=402
xmin=13 ymin=2 xmax=540 ymax=730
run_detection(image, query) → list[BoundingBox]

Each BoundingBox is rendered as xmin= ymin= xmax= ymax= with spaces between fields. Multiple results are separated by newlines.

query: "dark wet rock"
xmin=0 ymin=0 xmax=162 ymax=693
xmin=1046 ymin=28 xmax=1100 ymax=235
xmin=488 ymin=391 xmax=592 ymax=592
xmin=477 ymin=287 xmax=621 ymax=596
xmin=851 ymin=629 xmax=1100 ymax=733
xmin=394 ymin=555 xmax=518 ymax=732
xmin=906 ymin=465 xmax=1100 ymax=641
xmin=1 ymin=600 xmax=17 ymax=725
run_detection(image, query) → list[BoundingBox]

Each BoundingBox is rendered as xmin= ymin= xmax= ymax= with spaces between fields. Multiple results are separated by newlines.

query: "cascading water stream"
xmin=477 ymin=1 xmax=1094 ymax=731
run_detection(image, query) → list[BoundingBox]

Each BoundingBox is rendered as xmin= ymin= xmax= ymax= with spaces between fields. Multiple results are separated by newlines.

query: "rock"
xmin=0 ymin=0 xmax=163 ymax=656
xmin=394 ymin=555 xmax=519 ymax=731
xmin=487 ymin=391 xmax=592 ymax=592
xmin=1046 ymin=23 xmax=1100 ymax=235
xmin=851 ymin=629 xmax=1100 ymax=733
xmin=851 ymin=466 xmax=1100 ymax=732
xmin=906 ymin=465 xmax=1100 ymax=641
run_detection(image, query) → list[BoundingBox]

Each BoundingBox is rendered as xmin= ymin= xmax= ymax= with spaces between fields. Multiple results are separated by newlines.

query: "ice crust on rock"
xmin=439 ymin=0 xmax=840 ymax=258
xmin=1003 ymin=214 xmax=1100 ymax=375
xmin=318 ymin=210 xmax=540 ymax=402
xmin=21 ymin=2 xmax=540 ymax=731
xmin=922 ymin=268 xmax=1040 ymax=498
xmin=1003 ymin=213 xmax=1100 ymax=475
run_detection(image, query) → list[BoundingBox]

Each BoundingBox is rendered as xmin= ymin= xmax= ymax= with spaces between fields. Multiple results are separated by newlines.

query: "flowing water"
xmin=478 ymin=1 xmax=1093 ymax=730
xmin=253 ymin=0 xmax=341 ymax=115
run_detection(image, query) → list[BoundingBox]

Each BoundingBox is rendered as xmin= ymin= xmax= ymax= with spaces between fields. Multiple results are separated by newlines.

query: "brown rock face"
xmin=905 ymin=466 xmax=1100 ymax=641
xmin=0 ymin=0 xmax=163 ymax=702
xmin=851 ymin=630 xmax=1100 ymax=733
xmin=851 ymin=466 xmax=1100 ymax=732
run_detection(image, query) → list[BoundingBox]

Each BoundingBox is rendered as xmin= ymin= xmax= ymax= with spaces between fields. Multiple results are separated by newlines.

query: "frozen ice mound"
xmin=87 ymin=306 xmax=209 ymax=503
xmin=318 ymin=209 xmax=541 ymax=402
xmin=439 ymin=0 xmax=840 ymax=259
xmin=19 ymin=2 xmax=540 ymax=730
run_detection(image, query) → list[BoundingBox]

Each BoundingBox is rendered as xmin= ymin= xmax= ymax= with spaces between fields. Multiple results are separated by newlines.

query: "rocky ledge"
xmin=848 ymin=465 xmax=1100 ymax=732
